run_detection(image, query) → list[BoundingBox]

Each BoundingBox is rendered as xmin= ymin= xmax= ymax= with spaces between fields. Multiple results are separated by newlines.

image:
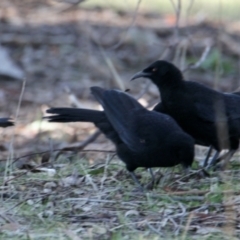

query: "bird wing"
xmin=192 ymin=87 xmax=240 ymax=123
xmin=185 ymin=82 xmax=228 ymax=123
xmin=225 ymin=94 xmax=240 ymax=120
xmin=153 ymin=102 xmax=167 ymax=113
xmin=194 ymin=101 xmax=221 ymax=123
xmin=91 ymin=87 xmax=148 ymax=152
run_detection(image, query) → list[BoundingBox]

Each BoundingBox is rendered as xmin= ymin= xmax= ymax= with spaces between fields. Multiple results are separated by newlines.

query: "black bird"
xmin=0 ymin=118 xmax=14 ymax=127
xmin=131 ymin=60 xmax=240 ymax=168
xmin=46 ymin=86 xmax=194 ymax=188
xmin=153 ymin=102 xmax=217 ymax=167
xmin=204 ymin=91 xmax=240 ymax=166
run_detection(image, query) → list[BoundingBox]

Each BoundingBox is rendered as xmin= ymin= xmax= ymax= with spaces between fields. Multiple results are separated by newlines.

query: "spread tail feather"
xmin=45 ymin=108 xmax=104 ymax=123
xmin=0 ymin=118 xmax=14 ymax=127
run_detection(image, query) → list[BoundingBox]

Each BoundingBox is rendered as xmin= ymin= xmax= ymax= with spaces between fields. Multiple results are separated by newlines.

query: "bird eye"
xmin=152 ymin=68 xmax=157 ymax=72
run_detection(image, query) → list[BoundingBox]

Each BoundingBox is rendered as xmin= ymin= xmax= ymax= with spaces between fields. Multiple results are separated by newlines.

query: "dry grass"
xmin=1 ymin=1 xmax=240 ymax=239
xmin=1 ymin=151 xmax=240 ymax=239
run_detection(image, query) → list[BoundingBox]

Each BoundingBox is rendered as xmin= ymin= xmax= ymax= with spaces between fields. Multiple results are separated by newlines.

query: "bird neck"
xmin=155 ymin=72 xmax=185 ymax=106
xmin=157 ymin=68 xmax=184 ymax=88
xmin=157 ymin=72 xmax=184 ymax=92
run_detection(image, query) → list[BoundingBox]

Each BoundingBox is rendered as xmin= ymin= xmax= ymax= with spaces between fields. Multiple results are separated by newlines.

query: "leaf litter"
xmin=1 ymin=0 xmax=240 ymax=239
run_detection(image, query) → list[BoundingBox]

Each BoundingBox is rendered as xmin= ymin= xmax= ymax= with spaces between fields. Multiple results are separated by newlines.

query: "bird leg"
xmin=211 ymin=150 xmax=236 ymax=170
xmin=145 ymin=168 xmax=156 ymax=190
xmin=203 ymin=146 xmax=213 ymax=167
xmin=183 ymin=166 xmax=191 ymax=175
xmin=207 ymin=151 xmax=220 ymax=168
xmin=129 ymin=171 xmax=145 ymax=192
xmin=183 ymin=165 xmax=210 ymax=178
xmin=200 ymin=168 xmax=210 ymax=177
xmin=148 ymin=168 xmax=155 ymax=184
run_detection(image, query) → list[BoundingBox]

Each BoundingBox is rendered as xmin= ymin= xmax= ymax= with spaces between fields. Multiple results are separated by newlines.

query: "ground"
xmin=1 ymin=1 xmax=240 ymax=239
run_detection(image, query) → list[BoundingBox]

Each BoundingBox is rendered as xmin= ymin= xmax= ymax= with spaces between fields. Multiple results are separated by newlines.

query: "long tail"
xmin=45 ymin=108 xmax=104 ymax=123
xmin=45 ymin=107 xmax=121 ymax=144
xmin=0 ymin=118 xmax=14 ymax=127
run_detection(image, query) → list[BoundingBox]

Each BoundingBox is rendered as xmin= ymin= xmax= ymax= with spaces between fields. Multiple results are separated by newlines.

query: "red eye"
xmin=152 ymin=68 xmax=157 ymax=72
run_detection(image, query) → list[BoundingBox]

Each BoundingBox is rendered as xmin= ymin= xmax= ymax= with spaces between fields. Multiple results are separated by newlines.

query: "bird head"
xmin=131 ymin=60 xmax=183 ymax=86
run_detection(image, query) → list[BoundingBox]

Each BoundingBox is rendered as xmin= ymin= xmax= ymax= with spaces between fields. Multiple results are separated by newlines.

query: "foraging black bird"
xmin=153 ymin=102 xmax=217 ymax=167
xmin=204 ymin=91 xmax=240 ymax=166
xmin=46 ymin=86 xmax=194 ymax=188
xmin=0 ymin=118 xmax=14 ymax=127
xmin=131 ymin=60 xmax=240 ymax=168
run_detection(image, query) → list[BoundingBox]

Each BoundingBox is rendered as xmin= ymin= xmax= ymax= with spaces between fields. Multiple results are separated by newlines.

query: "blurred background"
xmin=0 ymin=0 xmax=240 ymax=158
xmin=1 ymin=1 xmax=240 ymax=238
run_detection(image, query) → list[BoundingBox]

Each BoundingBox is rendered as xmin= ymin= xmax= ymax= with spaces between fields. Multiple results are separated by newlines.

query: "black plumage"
xmin=131 ymin=60 xmax=240 ymax=168
xmin=0 ymin=118 xmax=14 ymax=127
xmin=46 ymin=86 xmax=194 ymax=187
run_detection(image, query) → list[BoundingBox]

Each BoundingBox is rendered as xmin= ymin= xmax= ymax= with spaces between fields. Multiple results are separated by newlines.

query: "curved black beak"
xmin=131 ymin=71 xmax=151 ymax=81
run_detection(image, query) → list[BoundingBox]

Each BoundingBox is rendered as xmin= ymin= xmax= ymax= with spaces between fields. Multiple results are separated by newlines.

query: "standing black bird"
xmin=0 ymin=118 xmax=14 ymax=127
xmin=131 ymin=60 xmax=240 ymax=168
xmin=45 ymin=86 xmax=194 ymax=188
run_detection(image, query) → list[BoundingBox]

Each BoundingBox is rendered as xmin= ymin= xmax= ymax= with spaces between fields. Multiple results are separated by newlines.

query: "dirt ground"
xmin=1 ymin=1 xmax=240 ymax=239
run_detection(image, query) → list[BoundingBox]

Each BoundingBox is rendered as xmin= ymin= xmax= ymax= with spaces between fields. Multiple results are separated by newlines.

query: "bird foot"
xmin=145 ymin=180 xmax=155 ymax=190
xmin=184 ymin=169 xmax=210 ymax=180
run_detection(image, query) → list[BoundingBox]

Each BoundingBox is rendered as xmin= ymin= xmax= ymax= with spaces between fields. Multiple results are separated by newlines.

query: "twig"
xmin=3 ymin=79 xmax=26 ymax=190
xmin=62 ymin=85 xmax=102 ymax=156
xmin=162 ymin=0 xmax=182 ymax=65
xmin=4 ymin=163 xmax=54 ymax=185
xmin=110 ymin=0 xmax=142 ymax=50
xmin=98 ymin=45 xmax=125 ymax=90
xmin=57 ymin=0 xmax=87 ymax=13
xmin=169 ymin=0 xmax=182 ymax=40
xmin=186 ymin=0 xmax=195 ymax=22
xmin=134 ymin=82 xmax=152 ymax=100
xmin=3 ymin=193 xmax=53 ymax=214
xmin=64 ymin=85 xmax=84 ymax=108
xmin=59 ymin=198 xmax=121 ymax=204
xmin=83 ymin=25 xmax=125 ymax=90
xmin=146 ymin=222 xmax=163 ymax=236
xmin=0 ymin=213 xmax=15 ymax=223
xmin=0 ymin=149 xmax=116 ymax=165
xmin=172 ymin=196 xmax=205 ymax=201
xmin=164 ymin=189 xmax=239 ymax=196
xmin=100 ymin=154 xmax=116 ymax=190
xmin=58 ymin=131 xmax=101 ymax=151
xmin=80 ymin=163 xmax=98 ymax=191
xmin=181 ymin=212 xmax=194 ymax=240
xmin=183 ymin=44 xmax=211 ymax=72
